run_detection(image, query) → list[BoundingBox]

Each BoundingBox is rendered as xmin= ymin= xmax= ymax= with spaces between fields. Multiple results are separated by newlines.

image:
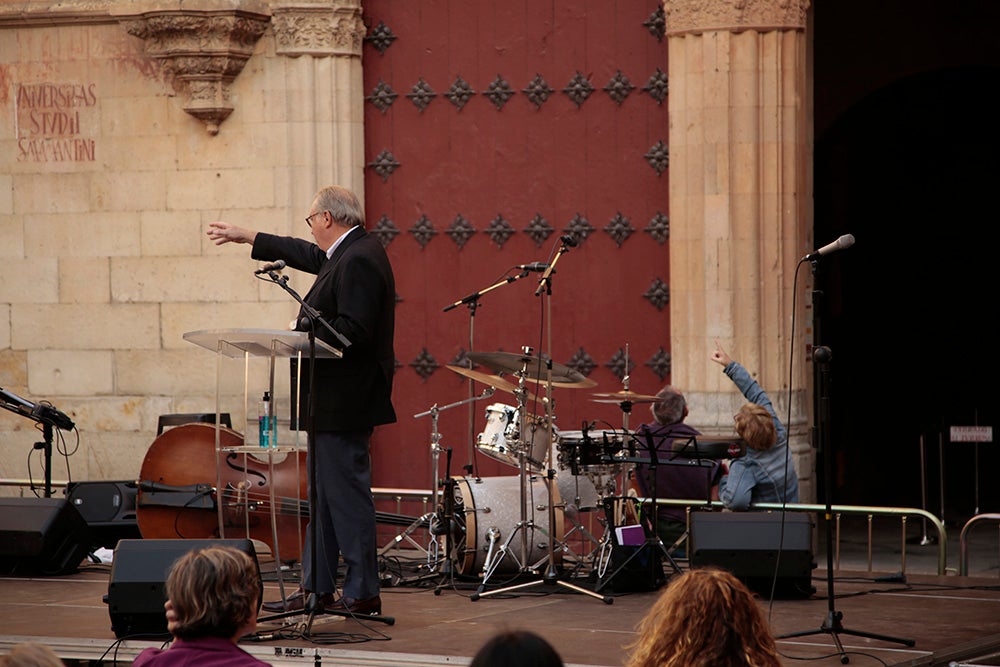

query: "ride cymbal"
xmin=445 ymin=365 xmax=520 ymax=395
xmin=590 ymin=390 xmax=661 ymax=404
xmin=466 ymin=351 xmax=594 ymax=387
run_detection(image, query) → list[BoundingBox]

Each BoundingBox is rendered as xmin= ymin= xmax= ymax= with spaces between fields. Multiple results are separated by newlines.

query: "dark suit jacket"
xmin=252 ymin=228 xmax=396 ymax=432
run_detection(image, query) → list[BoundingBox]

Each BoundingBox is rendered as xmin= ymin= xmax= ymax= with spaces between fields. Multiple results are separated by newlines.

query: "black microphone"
xmin=516 ymin=262 xmax=549 ymax=272
xmin=803 ymin=234 xmax=854 ymax=261
xmin=254 ymin=259 xmax=286 ymax=274
xmin=560 ymin=234 xmax=578 ymax=248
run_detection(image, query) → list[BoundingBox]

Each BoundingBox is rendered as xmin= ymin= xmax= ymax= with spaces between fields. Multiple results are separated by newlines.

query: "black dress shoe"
xmin=326 ymin=595 xmax=382 ymax=616
xmin=261 ymin=589 xmax=336 ymax=613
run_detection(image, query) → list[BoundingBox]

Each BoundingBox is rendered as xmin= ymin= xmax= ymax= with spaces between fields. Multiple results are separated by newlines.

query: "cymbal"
xmin=591 ymin=390 xmax=661 ymax=404
xmin=466 ymin=351 xmax=595 ymax=387
xmin=445 ymin=365 xmax=520 ymax=394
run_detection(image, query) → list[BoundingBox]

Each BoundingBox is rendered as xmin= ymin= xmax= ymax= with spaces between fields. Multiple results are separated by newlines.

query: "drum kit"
xmin=428 ymin=347 xmax=663 ymax=594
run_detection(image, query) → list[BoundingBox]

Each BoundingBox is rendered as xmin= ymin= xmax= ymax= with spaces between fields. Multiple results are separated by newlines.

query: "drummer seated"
xmin=631 ymin=386 xmax=724 ymax=555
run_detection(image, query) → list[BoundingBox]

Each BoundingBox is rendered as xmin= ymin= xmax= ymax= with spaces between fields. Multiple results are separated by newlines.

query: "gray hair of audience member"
xmin=650 ymin=385 xmax=687 ymax=425
xmin=469 ymin=630 xmax=564 ymax=667
xmin=166 ymin=546 xmax=260 ymax=641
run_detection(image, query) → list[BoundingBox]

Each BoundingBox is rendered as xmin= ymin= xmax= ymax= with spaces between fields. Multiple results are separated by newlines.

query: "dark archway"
xmin=815 ymin=66 xmax=1000 ymax=520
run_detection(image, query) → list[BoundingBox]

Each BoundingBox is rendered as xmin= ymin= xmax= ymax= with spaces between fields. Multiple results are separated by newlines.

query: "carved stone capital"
xmin=118 ymin=5 xmax=270 ymax=135
xmin=663 ymin=0 xmax=810 ymax=36
xmin=271 ymin=0 xmax=364 ymax=58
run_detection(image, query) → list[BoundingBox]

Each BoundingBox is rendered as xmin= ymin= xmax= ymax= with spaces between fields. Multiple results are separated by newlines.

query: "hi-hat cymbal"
xmin=466 ymin=351 xmax=595 ymax=387
xmin=445 ymin=365 xmax=520 ymax=394
xmin=591 ymin=390 xmax=661 ymax=404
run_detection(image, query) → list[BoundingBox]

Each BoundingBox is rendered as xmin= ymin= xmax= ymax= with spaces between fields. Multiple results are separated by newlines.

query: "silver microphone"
xmin=254 ymin=259 xmax=286 ymax=274
xmin=803 ymin=234 xmax=854 ymax=262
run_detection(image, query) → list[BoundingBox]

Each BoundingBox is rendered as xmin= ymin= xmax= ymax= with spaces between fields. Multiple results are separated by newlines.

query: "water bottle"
xmin=258 ymin=391 xmax=273 ymax=448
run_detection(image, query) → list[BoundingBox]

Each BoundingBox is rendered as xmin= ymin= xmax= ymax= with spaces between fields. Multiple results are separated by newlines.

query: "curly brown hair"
xmin=734 ymin=403 xmax=777 ymax=451
xmin=166 ymin=546 xmax=261 ymax=641
xmin=624 ymin=567 xmax=782 ymax=667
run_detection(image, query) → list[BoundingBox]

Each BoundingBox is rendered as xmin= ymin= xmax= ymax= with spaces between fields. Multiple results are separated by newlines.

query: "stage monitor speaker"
xmin=65 ymin=480 xmax=141 ymax=548
xmin=105 ymin=538 xmax=260 ymax=640
xmin=689 ymin=511 xmax=815 ymax=598
xmin=0 ymin=497 xmax=92 ymax=576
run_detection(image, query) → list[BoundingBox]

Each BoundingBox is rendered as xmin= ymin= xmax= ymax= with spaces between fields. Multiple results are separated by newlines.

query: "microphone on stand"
xmin=803 ymin=234 xmax=854 ymax=262
xmin=254 ymin=259 xmax=286 ymax=275
xmin=560 ymin=234 xmax=578 ymax=248
xmin=516 ymin=262 xmax=549 ymax=272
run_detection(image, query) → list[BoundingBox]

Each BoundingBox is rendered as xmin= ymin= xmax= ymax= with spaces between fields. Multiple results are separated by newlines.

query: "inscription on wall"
xmin=15 ymin=83 xmax=97 ymax=162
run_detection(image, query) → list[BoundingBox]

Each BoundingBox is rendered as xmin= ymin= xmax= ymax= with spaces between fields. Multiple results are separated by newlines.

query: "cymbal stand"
xmin=443 ymin=270 xmax=538 ymax=472
xmin=473 ymin=239 xmax=612 ymax=604
xmin=381 ymin=389 xmax=495 ymax=568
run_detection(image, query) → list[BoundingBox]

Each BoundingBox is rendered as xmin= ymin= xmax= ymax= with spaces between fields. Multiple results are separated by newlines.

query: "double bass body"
xmin=136 ymin=422 xmax=308 ymax=562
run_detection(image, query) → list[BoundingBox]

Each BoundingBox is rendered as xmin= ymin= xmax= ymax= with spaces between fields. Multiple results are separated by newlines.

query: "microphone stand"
xmin=1 ymin=389 xmax=75 ymax=498
xmin=443 ymin=270 xmax=537 ymax=472
xmin=473 ymin=239 xmax=612 ymax=605
xmin=254 ymin=269 xmax=394 ymax=627
xmin=777 ymin=258 xmax=910 ymax=655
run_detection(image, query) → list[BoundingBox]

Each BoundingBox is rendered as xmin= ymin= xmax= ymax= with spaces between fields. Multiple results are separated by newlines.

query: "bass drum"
xmin=452 ymin=475 xmax=563 ymax=577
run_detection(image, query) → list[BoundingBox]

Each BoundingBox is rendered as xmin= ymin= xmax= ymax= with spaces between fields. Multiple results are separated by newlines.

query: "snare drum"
xmin=476 ymin=403 xmax=555 ymax=471
xmin=452 ymin=475 xmax=564 ymax=577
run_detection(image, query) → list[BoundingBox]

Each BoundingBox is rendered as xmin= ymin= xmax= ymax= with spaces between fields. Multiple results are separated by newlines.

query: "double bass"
xmin=135 ymin=422 xmax=308 ymax=562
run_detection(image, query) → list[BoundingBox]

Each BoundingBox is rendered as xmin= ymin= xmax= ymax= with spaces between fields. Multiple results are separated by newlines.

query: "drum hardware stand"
xmin=382 ymin=390 xmax=495 ymax=566
xmin=473 ymin=238 xmax=612 ymax=604
xmin=778 ymin=256 xmax=911 ymax=656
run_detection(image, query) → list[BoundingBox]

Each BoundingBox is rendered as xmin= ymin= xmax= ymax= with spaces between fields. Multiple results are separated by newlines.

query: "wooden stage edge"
xmin=2 ymin=558 xmax=1000 ymax=667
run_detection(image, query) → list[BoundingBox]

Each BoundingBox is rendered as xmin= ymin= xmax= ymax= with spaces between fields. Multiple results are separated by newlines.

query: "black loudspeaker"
xmin=65 ymin=480 xmax=141 ymax=548
xmin=689 ymin=511 xmax=815 ymax=598
xmin=0 ymin=497 xmax=92 ymax=575
xmin=105 ymin=538 xmax=260 ymax=639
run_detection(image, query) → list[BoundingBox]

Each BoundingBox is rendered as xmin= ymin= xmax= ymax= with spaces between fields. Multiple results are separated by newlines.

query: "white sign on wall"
xmin=950 ymin=426 xmax=993 ymax=443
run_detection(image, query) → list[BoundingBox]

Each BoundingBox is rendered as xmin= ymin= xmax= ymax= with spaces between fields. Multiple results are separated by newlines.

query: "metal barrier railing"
xmin=959 ymin=513 xmax=1000 ymax=576
xmin=645 ymin=498 xmax=949 ymax=576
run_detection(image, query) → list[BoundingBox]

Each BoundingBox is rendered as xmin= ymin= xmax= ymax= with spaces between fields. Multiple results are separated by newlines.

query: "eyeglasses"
xmin=305 ymin=211 xmax=325 ymax=228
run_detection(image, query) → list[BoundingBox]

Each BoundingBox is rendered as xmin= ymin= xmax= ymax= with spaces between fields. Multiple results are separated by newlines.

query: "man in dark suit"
xmin=207 ymin=185 xmax=396 ymax=616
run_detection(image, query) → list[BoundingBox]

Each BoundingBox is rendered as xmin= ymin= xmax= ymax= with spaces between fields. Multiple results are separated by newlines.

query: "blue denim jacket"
xmin=718 ymin=361 xmax=799 ymax=510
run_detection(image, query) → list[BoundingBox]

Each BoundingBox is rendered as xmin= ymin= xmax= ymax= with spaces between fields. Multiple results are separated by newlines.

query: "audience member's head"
xmin=166 ymin=546 xmax=261 ymax=642
xmin=625 ymin=567 xmax=782 ymax=667
xmin=470 ymin=629 xmax=564 ymax=667
xmin=0 ymin=641 xmax=64 ymax=667
xmin=650 ymin=385 xmax=687 ymax=425
xmin=734 ymin=403 xmax=777 ymax=451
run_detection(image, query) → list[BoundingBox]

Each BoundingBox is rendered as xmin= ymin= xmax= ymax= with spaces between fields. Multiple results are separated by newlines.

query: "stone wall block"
xmin=111 ymin=256 xmax=255 ymax=303
xmin=140 ymin=213 xmax=202 ymax=257
xmin=116 ymin=348 xmax=245 ymax=396
xmin=0 ymin=174 xmax=13 ymax=214
xmin=86 ymin=430 xmax=153 ymax=484
xmin=24 ymin=211 xmax=142 ymax=257
xmin=58 ymin=257 xmax=110 ymax=304
xmin=0 ymin=257 xmax=59 ymax=304
xmin=28 ymin=349 xmax=114 ymax=396
xmin=161 ymin=301 xmax=298 ymax=350
xmin=166 ymin=167 xmax=275 ymax=211
xmin=12 ymin=173 xmax=93 ymax=213
xmin=12 ymin=303 xmax=160 ymax=350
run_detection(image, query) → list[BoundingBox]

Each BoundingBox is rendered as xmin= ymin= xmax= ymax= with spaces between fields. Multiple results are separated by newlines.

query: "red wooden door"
xmin=361 ymin=1 xmax=671 ymax=501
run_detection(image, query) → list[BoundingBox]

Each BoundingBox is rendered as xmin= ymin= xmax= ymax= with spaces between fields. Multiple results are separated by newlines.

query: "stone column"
xmin=271 ymin=0 xmax=366 ymax=210
xmin=664 ymin=0 xmax=813 ymax=500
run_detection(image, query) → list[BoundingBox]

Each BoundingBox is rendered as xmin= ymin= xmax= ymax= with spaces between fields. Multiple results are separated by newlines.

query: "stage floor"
xmin=2 ymin=536 xmax=1000 ymax=667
